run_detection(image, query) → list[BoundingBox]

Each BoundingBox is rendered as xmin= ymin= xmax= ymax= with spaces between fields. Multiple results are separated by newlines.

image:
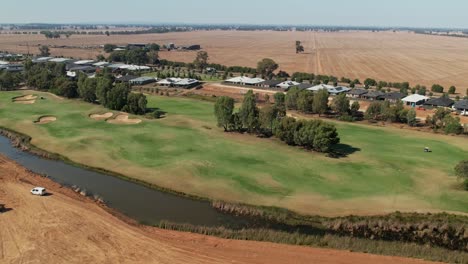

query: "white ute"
xmin=31 ymin=187 xmax=47 ymax=196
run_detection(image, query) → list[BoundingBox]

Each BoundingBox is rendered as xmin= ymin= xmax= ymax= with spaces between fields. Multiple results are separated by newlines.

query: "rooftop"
xmin=402 ymin=94 xmax=429 ymax=103
xmin=424 ymin=97 xmax=455 ymax=107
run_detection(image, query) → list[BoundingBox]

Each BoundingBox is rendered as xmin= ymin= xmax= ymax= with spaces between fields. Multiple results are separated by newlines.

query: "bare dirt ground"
xmin=3 ymin=30 xmax=468 ymax=89
xmin=0 ymin=155 xmax=437 ymax=264
xmin=196 ymin=83 xmax=279 ymax=101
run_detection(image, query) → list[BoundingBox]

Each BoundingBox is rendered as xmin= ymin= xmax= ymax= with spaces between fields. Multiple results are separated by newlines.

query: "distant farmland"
xmin=2 ymin=30 xmax=468 ymax=88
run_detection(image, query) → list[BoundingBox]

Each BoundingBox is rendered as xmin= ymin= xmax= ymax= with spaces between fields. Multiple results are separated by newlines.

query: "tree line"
xmin=285 ymin=87 xmax=360 ymax=121
xmin=23 ymin=60 xmax=148 ymax=115
xmin=214 ymin=91 xmax=340 ymax=153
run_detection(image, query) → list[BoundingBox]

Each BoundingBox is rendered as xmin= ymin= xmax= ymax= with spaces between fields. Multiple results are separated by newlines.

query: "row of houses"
xmin=114 ymin=75 xmax=200 ymax=88
xmin=223 ymin=76 xmax=468 ymax=113
xmin=225 ymin=77 xmax=352 ymax=95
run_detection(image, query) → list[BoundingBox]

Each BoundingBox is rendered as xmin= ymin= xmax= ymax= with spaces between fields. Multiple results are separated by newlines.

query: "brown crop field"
xmin=2 ymin=30 xmax=468 ymax=89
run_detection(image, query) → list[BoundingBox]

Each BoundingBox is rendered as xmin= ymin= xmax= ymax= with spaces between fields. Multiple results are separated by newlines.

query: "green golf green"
xmin=1 ymin=90 xmax=467 ymax=216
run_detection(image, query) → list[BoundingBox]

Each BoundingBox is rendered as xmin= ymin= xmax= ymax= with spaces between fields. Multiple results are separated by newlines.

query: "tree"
xmin=297 ymin=90 xmax=314 ymax=113
xmin=126 ymin=93 xmax=147 ymax=115
xmin=126 ymin=49 xmax=149 ymax=64
xmin=332 ymin=93 xmax=350 ymax=115
xmin=52 ymin=77 xmax=78 ymax=98
xmin=350 ymin=101 xmax=360 ymax=116
xmin=257 ymin=58 xmax=278 ymax=78
xmin=364 ymin=78 xmax=377 ymax=88
xmin=443 ymin=115 xmax=463 ymax=134
xmin=417 ymin=86 xmax=427 ymax=95
xmin=0 ymin=71 xmax=21 ymax=91
xmin=448 ymin=86 xmax=456 ymax=94
xmin=147 ymin=50 xmax=159 ymax=65
xmin=454 ymin=160 xmax=468 ymax=190
xmin=259 ymin=104 xmax=278 ymax=134
xmin=312 ymin=89 xmax=329 ymax=116
xmin=149 ymin=43 xmax=160 ymax=51
xmin=313 ymin=122 xmax=340 ymax=152
xmin=96 ymin=77 xmax=113 ymax=106
xmin=285 ymin=87 xmax=300 ymax=110
xmin=274 ymin=92 xmax=286 ymax=117
xmin=407 ymin=108 xmax=417 ymax=127
xmin=214 ymin=96 xmax=235 ymax=131
xmin=295 ymin=41 xmax=304 ymax=53
xmin=365 ymin=101 xmax=382 ymax=120
xmin=431 ymin=84 xmax=444 ymax=93
xmin=39 ymin=45 xmax=50 ymax=56
xmin=193 ymin=51 xmax=209 ymax=70
xmin=106 ymin=83 xmax=130 ymax=110
xmin=274 ymin=117 xmax=297 ymax=145
xmin=96 ymin=54 xmax=106 ymax=61
xmin=77 ymin=78 xmax=97 ymax=103
xmin=104 ymin=44 xmax=117 ymax=53
xmin=105 ymin=31 xmax=110 ymax=36
xmin=239 ymin=90 xmax=260 ymax=133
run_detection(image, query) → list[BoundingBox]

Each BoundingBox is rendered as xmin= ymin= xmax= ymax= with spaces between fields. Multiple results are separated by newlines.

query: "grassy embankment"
xmin=0 ymin=90 xmax=467 ymax=216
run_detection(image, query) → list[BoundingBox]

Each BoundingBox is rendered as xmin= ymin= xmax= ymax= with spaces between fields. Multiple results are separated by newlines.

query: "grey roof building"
xmin=346 ymin=88 xmax=368 ymax=97
xmin=453 ymin=100 xmax=468 ymax=111
xmin=260 ymin=80 xmax=282 ymax=88
xmin=378 ymin=92 xmax=406 ymax=102
xmin=424 ymin=97 xmax=455 ymax=108
xmin=362 ymin=91 xmax=385 ymax=100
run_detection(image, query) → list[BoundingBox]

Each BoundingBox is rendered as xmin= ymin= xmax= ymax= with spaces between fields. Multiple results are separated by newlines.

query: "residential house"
xmin=115 ymin=75 xmax=138 ymax=83
xmin=277 ymin=81 xmax=300 ymax=90
xmin=378 ymin=92 xmax=406 ymax=103
xmin=362 ymin=91 xmax=385 ymax=101
xmin=424 ymin=97 xmax=455 ymax=108
xmin=402 ymin=94 xmax=429 ymax=107
xmin=260 ymin=80 xmax=282 ymax=88
xmin=225 ymin=76 xmax=265 ymax=86
xmin=453 ymin=100 xmax=468 ymax=115
xmin=306 ymin=84 xmax=351 ymax=95
xmin=346 ymin=88 xmax=368 ymax=98
xmin=129 ymin=76 xmax=157 ymax=85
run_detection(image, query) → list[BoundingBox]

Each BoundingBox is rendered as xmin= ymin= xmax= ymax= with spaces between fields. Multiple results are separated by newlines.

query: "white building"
xmin=402 ymin=94 xmax=429 ymax=107
xmin=306 ymin=84 xmax=351 ymax=95
xmin=277 ymin=81 xmax=300 ymax=89
xmin=225 ymin=76 xmax=265 ymax=86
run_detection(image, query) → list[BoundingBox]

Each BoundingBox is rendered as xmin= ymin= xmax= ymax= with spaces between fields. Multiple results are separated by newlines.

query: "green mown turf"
xmin=1 ymin=91 xmax=467 ymax=215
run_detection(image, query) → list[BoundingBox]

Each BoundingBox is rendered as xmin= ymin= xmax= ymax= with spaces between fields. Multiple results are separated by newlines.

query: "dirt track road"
xmin=0 ymin=155 xmax=437 ymax=264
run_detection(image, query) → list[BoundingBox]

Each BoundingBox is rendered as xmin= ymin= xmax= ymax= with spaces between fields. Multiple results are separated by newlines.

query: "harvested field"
xmin=12 ymin=94 xmax=37 ymax=104
xmin=107 ymin=113 xmax=142 ymax=124
xmin=34 ymin=115 xmax=57 ymax=125
xmin=90 ymin=112 xmax=113 ymax=120
xmin=0 ymin=155 xmax=437 ymax=264
xmin=3 ymin=31 xmax=468 ymax=88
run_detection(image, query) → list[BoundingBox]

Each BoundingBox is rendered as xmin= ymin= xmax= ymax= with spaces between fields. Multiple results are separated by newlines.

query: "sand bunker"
xmin=107 ymin=114 xmax=142 ymax=125
xmin=34 ymin=116 xmax=57 ymax=125
xmin=13 ymin=95 xmax=37 ymax=104
xmin=90 ymin=112 xmax=113 ymax=120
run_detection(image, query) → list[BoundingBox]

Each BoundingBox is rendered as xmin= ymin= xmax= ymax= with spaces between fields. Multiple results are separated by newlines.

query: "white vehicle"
xmin=31 ymin=187 xmax=47 ymax=196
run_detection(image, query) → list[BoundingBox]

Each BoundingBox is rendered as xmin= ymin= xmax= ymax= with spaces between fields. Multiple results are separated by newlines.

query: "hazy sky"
xmin=2 ymin=0 xmax=467 ymax=28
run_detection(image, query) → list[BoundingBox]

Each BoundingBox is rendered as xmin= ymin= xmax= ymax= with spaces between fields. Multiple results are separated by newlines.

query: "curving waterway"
xmin=0 ymin=135 xmax=252 ymax=228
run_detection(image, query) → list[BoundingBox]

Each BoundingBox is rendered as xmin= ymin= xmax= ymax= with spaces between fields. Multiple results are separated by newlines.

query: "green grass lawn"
xmin=1 ymin=90 xmax=467 ymax=216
